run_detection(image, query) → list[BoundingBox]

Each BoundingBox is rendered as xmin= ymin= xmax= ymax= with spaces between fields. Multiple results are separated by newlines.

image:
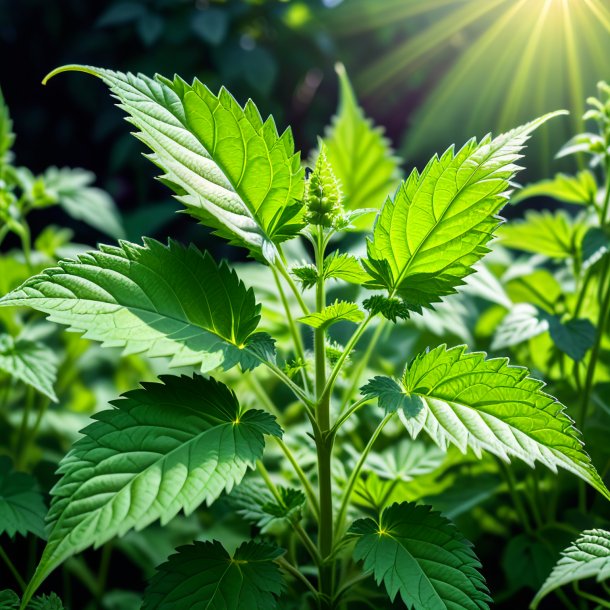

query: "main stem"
xmin=314 ymin=228 xmax=333 ymax=608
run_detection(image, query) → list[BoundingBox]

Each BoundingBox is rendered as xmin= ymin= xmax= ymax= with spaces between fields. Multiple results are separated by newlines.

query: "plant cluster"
xmin=1 ymin=66 xmax=610 ymax=610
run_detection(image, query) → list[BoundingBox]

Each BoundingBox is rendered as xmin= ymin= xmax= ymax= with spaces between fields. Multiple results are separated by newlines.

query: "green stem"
xmin=574 ymin=581 xmax=610 ymax=608
xmin=0 ymin=224 xmax=10 ymax=249
xmin=261 ymin=360 xmax=314 ymax=413
xmin=276 ymin=556 xmax=319 ymax=597
xmin=15 ymin=387 xmax=35 ymax=469
xmin=334 ymin=414 xmax=394 ymax=540
xmin=256 ymin=460 xmax=321 ymax=566
xmin=338 ymin=320 xmax=386 ymax=414
xmin=276 ymin=256 xmax=310 ymax=316
xmin=274 ymin=437 xmax=320 ymax=518
xmin=272 ymin=266 xmax=311 ymax=393
xmin=578 ymin=259 xmax=610 ymax=431
xmin=96 ymin=543 xmax=113 ymax=598
xmin=246 ymin=374 xmax=283 ymax=420
xmin=330 ymin=397 xmax=373 ymax=438
xmin=497 ymin=460 xmax=533 ymax=534
xmin=0 ymin=542 xmax=26 ymax=591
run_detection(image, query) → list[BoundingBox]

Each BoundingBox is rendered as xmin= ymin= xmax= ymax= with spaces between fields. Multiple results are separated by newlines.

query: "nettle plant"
xmin=2 ymin=64 xmax=609 ymax=610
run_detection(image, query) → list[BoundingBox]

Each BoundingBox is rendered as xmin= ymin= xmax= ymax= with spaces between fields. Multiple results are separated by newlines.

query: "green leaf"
xmin=0 ymin=239 xmax=271 ymax=373
xmin=397 ymin=345 xmax=609 ymax=499
xmin=28 ymin=593 xmax=64 ymax=610
xmin=40 ymin=167 xmax=124 ymax=239
xmin=498 ymin=210 xmax=585 ymax=259
xmin=360 ymin=376 xmax=422 ymax=416
xmin=229 ymin=480 xmax=305 ymax=532
xmin=0 ymin=456 xmax=46 ymax=539
xmin=323 ymin=251 xmax=370 ymax=285
xmin=362 ymin=295 xmax=410 ymax=322
xmin=502 ymin=534 xmax=556 ymax=593
xmin=0 ymin=334 xmax=58 ymax=401
xmin=322 ymin=64 xmax=400 ymax=229
xmin=22 ymin=375 xmax=281 ymax=602
xmin=512 ymin=170 xmax=597 ymax=206
xmin=298 ymin=300 xmax=363 ymax=330
xmin=350 ymin=502 xmax=490 ymax=610
xmin=493 ymin=305 xmax=596 ymax=362
xmin=532 ymin=529 xmax=610 ymax=608
xmin=0 ymin=590 xmax=19 ymax=610
xmin=582 ymin=226 xmax=610 ymax=270
xmin=0 ymin=87 xmax=15 ymax=166
xmin=363 ymin=112 xmax=565 ymax=311
xmin=505 ymin=269 xmax=562 ymax=313
xmin=44 ymin=65 xmax=304 ymax=262
xmin=142 ymin=540 xmax=284 ymax=610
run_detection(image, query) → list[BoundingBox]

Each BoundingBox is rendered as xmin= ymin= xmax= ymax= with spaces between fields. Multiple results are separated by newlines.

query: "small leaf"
xmin=364 ymin=112 xmax=564 ymax=311
xmin=582 ymin=226 xmax=610 ymax=270
xmin=360 ymin=376 xmax=422 ymax=416
xmin=0 ymin=239 xmax=269 ymax=373
xmin=512 ymin=171 xmax=597 ymax=206
xmin=0 ymin=590 xmax=19 ymax=609
xmin=0 ymin=334 xmax=58 ymax=401
xmin=0 ymin=456 xmax=46 ymax=539
xmin=28 ymin=593 xmax=64 ymax=610
xmin=397 ymin=345 xmax=610 ymax=499
xmin=142 ymin=540 xmax=284 ymax=610
xmin=0 ymin=87 xmax=15 ymax=165
xmin=323 ymin=251 xmax=370 ymax=285
xmin=323 ymin=64 xmax=400 ymax=229
xmin=498 ymin=210 xmax=585 ymax=259
xmin=532 ymin=529 xmax=610 ymax=608
xmin=21 ymin=375 xmax=281 ymax=600
xmin=350 ymin=502 xmax=490 ymax=610
xmin=290 ymin=264 xmax=318 ymax=290
xmin=362 ymin=295 xmax=410 ymax=322
xmin=298 ymin=300 xmax=364 ymax=330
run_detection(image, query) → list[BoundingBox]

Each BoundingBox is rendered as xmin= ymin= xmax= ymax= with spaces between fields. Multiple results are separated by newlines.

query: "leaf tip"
xmin=42 ymin=64 xmax=103 ymax=86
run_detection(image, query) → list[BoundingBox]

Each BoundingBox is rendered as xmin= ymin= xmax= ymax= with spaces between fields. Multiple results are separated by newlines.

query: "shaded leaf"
xmin=142 ymin=540 xmax=284 ymax=610
xmin=21 ymin=376 xmax=281 ymax=600
xmin=360 ymin=376 xmax=422 ymax=416
xmin=298 ymin=300 xmax=363 ymax=330
xmin=350 ymin=502 xmax=490 ymax=609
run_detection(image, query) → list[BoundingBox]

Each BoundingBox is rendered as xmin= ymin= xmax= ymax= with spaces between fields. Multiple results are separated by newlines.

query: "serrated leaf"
xmin=323 ymin=64 xmax=400 ymax=229
xmin=512 ymin=171 xmax=597 ymax=206
xmin=28 ymin=593 xmax=64 ymax=610
xmin=44 ymin=66 xmax=304 ymax=262
xmin=498 ymin=210 xmax=585 ymax=259
xmin=21 ymin=375 xmax=281 ymax=601
xmin=142 ymin=540 xmax=284 ymax=610
xmin=290 ymin=264 xmax=318 ymax=290
xmin=0 ymin=334 xmax=58 ymax=401
xmin=350 ymin=502 xmax=490 ymax=610
xmin=362 ymin=295 xmax=410 ymax=322
xmin=0 ymin=239 xmax=271 ymax=373
xmin=493 ymin=305 xmax=596 ymax=362
xmin=0 ymin=590 xmax=19 ymax=610
xmin=229 ymin=480 xmax=305 ymax=532
xmin=360 ymin=376 xmax=422 ymax=416
xmin=532 ymin=529 xmax=610 ymax=608
xmin=323 ymin=251 xmax=370 ymax=285
xmin=40 ymin=167 xmax=124 ymax=239
xmin=298 ymin=300 xmax=363 ymax=330
xmin=396 ymin=344 xmax=610 ymax=499
xmin=0 ymin=456 xmax=46 ymax=539
xmin=363 ymin=112 xmax=564 ymax=311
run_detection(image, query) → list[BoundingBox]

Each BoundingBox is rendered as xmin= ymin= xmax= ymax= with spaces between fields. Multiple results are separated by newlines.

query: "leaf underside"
xmin=0 ymin=238 xmax=270 ymax=373
xmin=21 ymin=375 xmax=281 ymax=601
xmin=397 ymin=344 xmax=609 ymax=499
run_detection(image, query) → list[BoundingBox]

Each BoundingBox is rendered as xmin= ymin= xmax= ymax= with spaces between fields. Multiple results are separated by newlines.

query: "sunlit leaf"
xmin=512 ymin=171 xmax=597 ymax=206
xmin=298 ymin=300 xmax=364 ymax=330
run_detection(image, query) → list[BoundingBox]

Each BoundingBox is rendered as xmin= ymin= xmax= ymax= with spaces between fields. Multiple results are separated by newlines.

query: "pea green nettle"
xmin=2 ymin=63 xmax=608 ymax=610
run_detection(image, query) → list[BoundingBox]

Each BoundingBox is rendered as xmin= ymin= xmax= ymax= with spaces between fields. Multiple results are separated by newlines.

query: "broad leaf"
xmin=143 ymin=540 xmax=284 ymax=610
xmin=361 ymin=376 xmax=422 ymax=416
xmin=364 ymin=112 xmax=565 ymax=311
xmin=499 ymin=210 xmax=585 ymax=259
xmin=532 ymin=529 xmax=610 ymax=608
xmin=40 ymin=167 xmax=124 ymax=239
xmin=21 ymin=375 xmax=281 ymax=601
xmin=0 ymin=457 xmax=46 ymax=539
xmin=298 ymin=300 xmax=363 ymax=330
xmin=0 ymin=239 xmax=271 ymax=373
xmin=323 ymin=251 xmax=370 ymax=285
xmin=396 ymin=345 xmax=610 ymax=499
xmin=0 ymin=334 xmax=58 ymax=401
xmin=323 ymin=64 xmax=400 ymax=229
xmin=44 ymin=65 xmax=304 ymax=262
xmin=350 ymin=502 xmax=490 ymax=610
xmin=582 ymin=226 xmax=610 ymax=270
xmin=512 ymin=170 xmax=597 ymax=206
